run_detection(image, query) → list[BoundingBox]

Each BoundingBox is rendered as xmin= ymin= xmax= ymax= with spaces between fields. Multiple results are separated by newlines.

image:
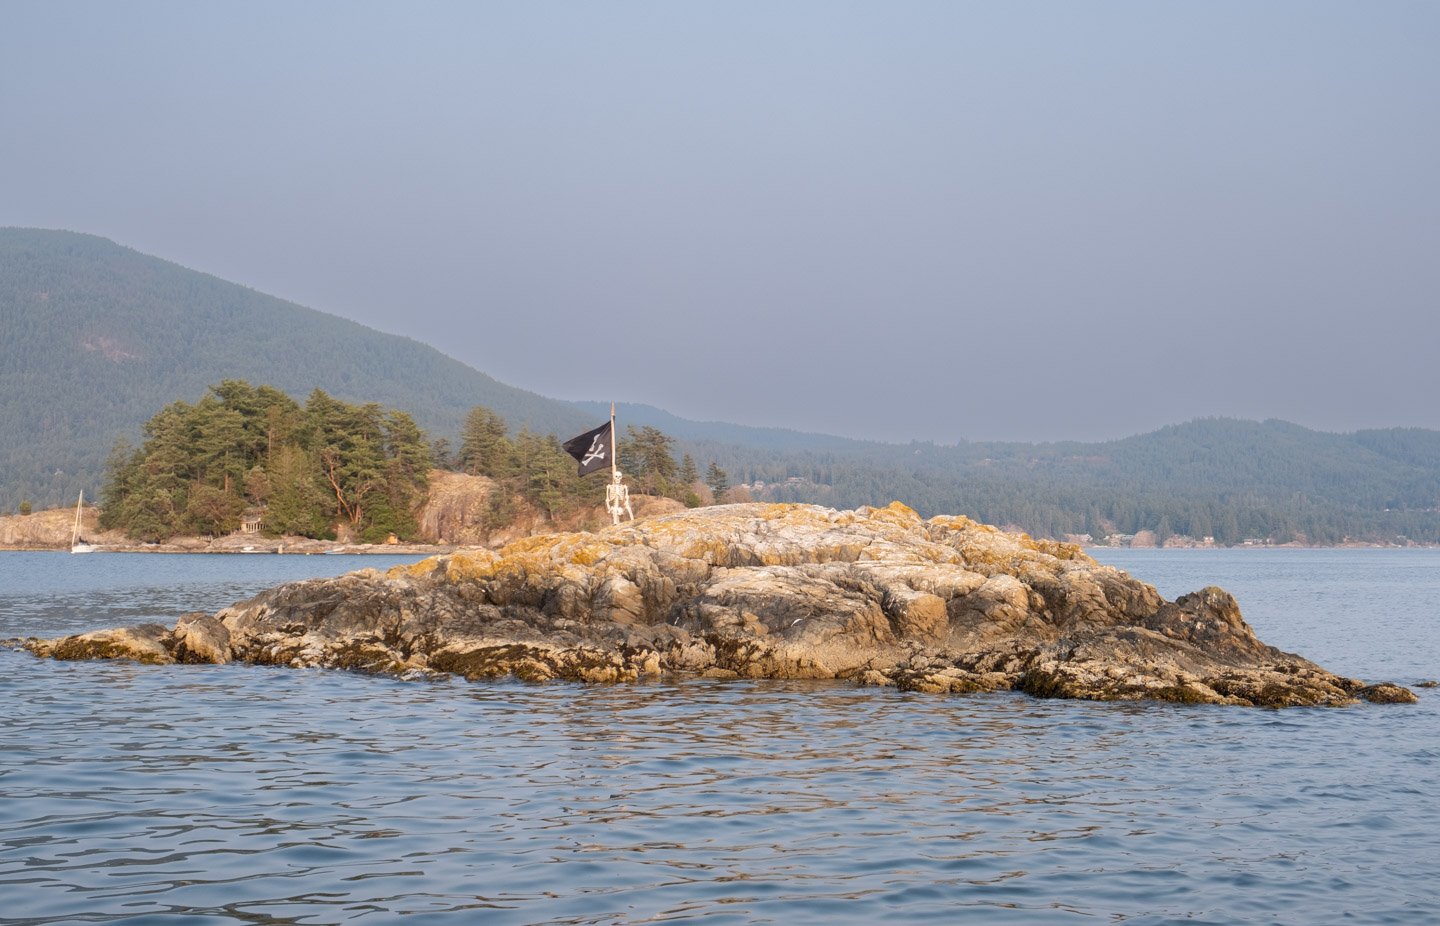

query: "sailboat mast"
xmin=72 ymin=490 xmax=83 ymax=547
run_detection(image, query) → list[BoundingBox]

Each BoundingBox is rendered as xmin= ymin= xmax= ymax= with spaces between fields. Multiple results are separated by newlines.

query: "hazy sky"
xmin=5 ymin=1 xmax=1437 ymax=443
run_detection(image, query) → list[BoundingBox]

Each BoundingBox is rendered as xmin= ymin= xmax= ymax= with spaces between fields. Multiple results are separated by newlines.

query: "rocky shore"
xmin=18 ymin=502 xmax=1416 ymax=707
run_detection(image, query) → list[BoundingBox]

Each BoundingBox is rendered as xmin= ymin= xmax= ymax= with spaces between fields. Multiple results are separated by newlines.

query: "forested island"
xmin=2 ymin=377 xmax=1437 ymax=549
xmin=89 ymin=380 xmax=727 ymax=546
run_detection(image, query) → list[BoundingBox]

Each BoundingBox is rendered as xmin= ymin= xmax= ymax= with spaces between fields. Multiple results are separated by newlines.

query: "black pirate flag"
xmin=563 ymin=421 xmax=613 ymax=477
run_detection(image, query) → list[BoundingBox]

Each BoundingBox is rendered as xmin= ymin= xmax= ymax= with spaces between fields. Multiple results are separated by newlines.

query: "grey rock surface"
xmin=23 ymin=502 xmax=1416 ymax=706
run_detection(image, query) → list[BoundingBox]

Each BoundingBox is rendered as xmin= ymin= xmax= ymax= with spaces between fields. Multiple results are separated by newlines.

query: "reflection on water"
xmin=2 ymin=550 xmax=1439 ymax=923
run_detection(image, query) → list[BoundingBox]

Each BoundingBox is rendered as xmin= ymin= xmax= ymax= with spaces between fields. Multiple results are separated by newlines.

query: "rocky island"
xmin=21 ymin=502 xmax=1416 ymax=707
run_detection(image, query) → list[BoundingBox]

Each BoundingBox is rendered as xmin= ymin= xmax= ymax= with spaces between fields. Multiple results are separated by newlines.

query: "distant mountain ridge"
xmin=0 ymin=228 xmax=600 ymax=509
xmin=2 ymin=227 xmax=1437 ymax=546
xmin=715 ymin=417 xmax=1440 ymax=545
xmin=0 ymin=228 xmax=903 ymax=513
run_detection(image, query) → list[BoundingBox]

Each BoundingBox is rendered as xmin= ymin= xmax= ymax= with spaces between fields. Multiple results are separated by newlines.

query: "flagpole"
xmin=610 ymin=402 xmax=617 ymax=484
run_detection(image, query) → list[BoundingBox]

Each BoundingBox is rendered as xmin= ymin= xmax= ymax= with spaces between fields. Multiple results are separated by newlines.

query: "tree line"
xmin=97 ymin=382 xmax=735 ymax=542
xmin=690 ymin=421 xmax=1440 ymax=546
xmin=100 ymin=381 xmax=431 ymax=542
xmin=79 ymin=383 xmax=1440 ymax=547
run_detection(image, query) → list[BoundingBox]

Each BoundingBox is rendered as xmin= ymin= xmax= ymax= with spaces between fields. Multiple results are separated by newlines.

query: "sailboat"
xmin=71 ymin=491 xmax=95 ymax=554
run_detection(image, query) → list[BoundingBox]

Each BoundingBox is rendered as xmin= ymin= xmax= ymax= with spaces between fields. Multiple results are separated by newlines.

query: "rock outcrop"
xmin=0 ymin=506 xmax=118 ymax=550
xmin=21 ymin=503 xmax=1417 ymax=707
xmin=415 ymin=472 xmax=499 ymax=545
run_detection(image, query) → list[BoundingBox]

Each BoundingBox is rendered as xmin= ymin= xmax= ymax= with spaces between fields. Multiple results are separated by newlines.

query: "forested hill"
xmin=704 ymin=418 xmax=1440 ymax=545
xmin=0 ymin=228 xmax=595 ymax=510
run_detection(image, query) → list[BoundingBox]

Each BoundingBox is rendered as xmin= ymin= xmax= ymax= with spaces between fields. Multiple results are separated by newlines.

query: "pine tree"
xmin=243 ymin=465 xmax=270 ymax=506
xmin=459 ymin=406 xmax=513 ymax=478
xmin=263 ymin=444 xmax=328 ymax=536
xmin=186 ymin=483 xmax=246 ymax=535
xmin=625 ymin=425 xmax=678 ymax=497
xmin=189 ymin=397 xmax=247 ymax=493
xmin=429 ymin=437 xmax=455 ymax=470
xmin=706 ymin=462 xmax=729 ymax=504
xmin=379 ymin=409 xmax=431 ymax=539
xmin=517 ymin=432 xmax=576 ymax=519
xmin=679 ymin=454 xmax=702 ymax=507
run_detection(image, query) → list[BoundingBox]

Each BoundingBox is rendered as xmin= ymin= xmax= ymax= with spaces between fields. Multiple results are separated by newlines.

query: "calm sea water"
xmin=1 ymin=549 xmax=1437 ymax=925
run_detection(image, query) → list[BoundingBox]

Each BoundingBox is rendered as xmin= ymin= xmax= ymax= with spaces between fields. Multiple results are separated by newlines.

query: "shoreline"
xmin=4 ymin=540 xmax=1436 ymax=554
xmin=3 ymin=502 xmax=1434 ymax=554
xmin=1085 ymin=543 xmax=1440 ymax=551
xmin=0 ymin=537 xmax=459 ymax=555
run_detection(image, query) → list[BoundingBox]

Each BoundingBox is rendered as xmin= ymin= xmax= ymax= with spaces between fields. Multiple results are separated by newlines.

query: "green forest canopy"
xmin=100 ymin=382 xmax=432 ymax=543
xmin=100 ymin=382 xmax=713 ymax=543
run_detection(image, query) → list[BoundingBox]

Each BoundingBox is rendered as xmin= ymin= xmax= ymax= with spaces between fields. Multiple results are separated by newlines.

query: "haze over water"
xmin=2 ymin=549 xmax=1438 ymax=923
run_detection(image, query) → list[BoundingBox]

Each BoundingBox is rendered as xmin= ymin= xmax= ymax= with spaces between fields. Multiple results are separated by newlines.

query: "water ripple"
xmin=4 ymin=551 xmax=1440 ymax=923
xmin=2 ymin=656 xmax=1438 ymax=925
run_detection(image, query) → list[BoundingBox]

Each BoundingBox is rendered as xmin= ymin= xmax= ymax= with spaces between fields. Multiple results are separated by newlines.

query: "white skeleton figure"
xmin=606 ymin=469 xmax=634 ymax=524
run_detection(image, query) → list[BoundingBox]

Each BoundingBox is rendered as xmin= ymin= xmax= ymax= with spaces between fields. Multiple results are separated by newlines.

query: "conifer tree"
xmin=679 ymin=453 xmax=702 ymax=507
xmin=706 ymin=462 xmax=729 ymax=504
xmin=459 ymin=406 xmax=513 ymax=478
xmin=625 ymin=425 xmax=679 ymax=497
xmin=429 ymin=437 xmax=455 ymax=470
xmin=263 ymin=444 xmax=328 ymax=536
xmin=186 ymin=483 xmax=246 ymax=535
xmin=1156 ymin=514 xmax=1173 ymax=546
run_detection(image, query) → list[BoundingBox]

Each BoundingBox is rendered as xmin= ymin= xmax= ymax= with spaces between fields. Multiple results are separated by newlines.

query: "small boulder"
xmin=1358 ymin=682 xmax=1419 ymax=704
xmin=49 ymin=624 xmax=174 ymax=665
xmin=171 ymin=612 xmax=231 ymax=664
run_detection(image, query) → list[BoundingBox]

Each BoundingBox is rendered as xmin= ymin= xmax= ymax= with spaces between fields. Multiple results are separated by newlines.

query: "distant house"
xmin=239 ymin=510 xmax=263 ymax=534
